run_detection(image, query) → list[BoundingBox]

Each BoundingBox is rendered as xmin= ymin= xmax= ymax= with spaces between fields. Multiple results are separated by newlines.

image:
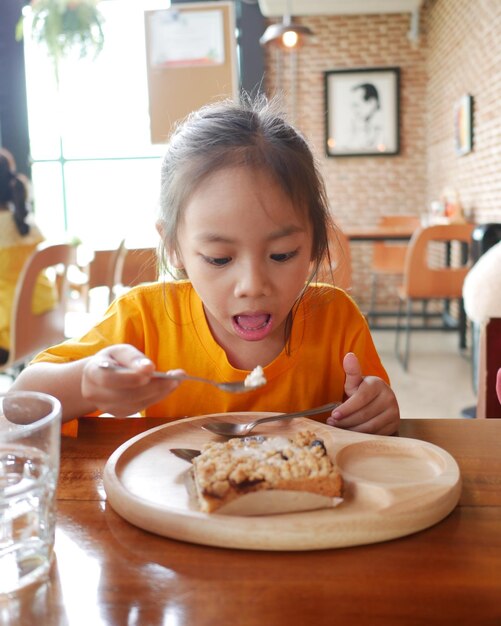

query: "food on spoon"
xmin=244 ymin=365 xmax=267 ymax=389
xmin=189 ymin=430 xmax=343 ymax=515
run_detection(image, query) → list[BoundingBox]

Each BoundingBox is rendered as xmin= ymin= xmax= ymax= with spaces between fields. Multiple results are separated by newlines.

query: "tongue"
xmin=236 ymin=314 xmax=269 ymax=330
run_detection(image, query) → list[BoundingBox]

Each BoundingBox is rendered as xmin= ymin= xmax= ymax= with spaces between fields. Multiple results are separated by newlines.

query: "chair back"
xmin=81 ymin=239 xmax=124 ymax=295
xmin=372 ymin=214 xmax=421 ymax=273
xmin=112 ymin=242 xmax=158 ymax=289
xmin=3 ymin=242 xmax=77 ymax=370
xmin=75 ymin=240 xmax=158 ymax=312
xmin=317 ymin=227 xmax=352 ymax=291
xmin=402 ymin=223 xmax=474 ymax=299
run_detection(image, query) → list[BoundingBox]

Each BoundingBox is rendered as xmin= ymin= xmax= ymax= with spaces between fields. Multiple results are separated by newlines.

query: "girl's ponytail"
xmin=0 ymin=152 xmax=31 ymax=236
xmin=11 ymin=174 xmax=30 ymax=236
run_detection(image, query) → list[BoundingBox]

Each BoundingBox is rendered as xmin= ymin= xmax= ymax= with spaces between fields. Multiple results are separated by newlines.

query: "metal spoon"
xmin=98 ymin=362 xmax=265 ymax=393
xmin=201 ymin=402 xmax=341 ymax=437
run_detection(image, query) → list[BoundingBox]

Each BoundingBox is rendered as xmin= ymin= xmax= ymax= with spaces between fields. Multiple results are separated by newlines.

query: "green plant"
xmin=17 ymin=0 xmax=105 ymax=79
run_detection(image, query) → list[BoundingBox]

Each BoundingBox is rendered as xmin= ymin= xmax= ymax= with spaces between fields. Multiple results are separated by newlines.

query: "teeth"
xmin=241 ymin=320 xmax=267 ymax=330
xmin=236 ymin=314 xmax=270 ymax=331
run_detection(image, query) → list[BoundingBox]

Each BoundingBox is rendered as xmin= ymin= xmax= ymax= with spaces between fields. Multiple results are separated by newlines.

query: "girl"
xmin=11 ymin=97 xmax=399 ymax=435
xmin=0 ymin=149 xmax=56 ymax=365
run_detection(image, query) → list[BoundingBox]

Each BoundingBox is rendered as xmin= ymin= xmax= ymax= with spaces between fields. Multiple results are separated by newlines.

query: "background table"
xmin=2 ymin=417 xmax=500 ymax=626
xmin=344 ymin=225 xmax=416 ymax=242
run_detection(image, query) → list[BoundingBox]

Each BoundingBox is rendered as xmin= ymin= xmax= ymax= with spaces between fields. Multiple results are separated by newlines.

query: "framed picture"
xmin=454 ymin=94 xmax=473 ymax=156
xmin=324 ymin=67 xmax=400 ymax=157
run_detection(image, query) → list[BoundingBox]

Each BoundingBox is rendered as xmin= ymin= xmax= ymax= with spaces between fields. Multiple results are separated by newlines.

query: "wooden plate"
xmin=103 ymin=414 xmax=461 ymax=551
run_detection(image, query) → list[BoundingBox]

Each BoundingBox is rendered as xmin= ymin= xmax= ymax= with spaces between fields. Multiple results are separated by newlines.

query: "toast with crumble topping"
xmin=189 ymin=430 xmax=343 ymax=515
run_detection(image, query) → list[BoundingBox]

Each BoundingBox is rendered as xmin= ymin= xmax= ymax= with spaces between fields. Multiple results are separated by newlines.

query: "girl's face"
xmin=174 ymin=166 xmax=314 ymax=369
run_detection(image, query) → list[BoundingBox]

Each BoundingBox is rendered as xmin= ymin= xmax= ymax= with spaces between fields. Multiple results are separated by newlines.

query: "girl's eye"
xmin=270 ymin=250 xmax=298 ymax=263
xmin=203 ymin=256 xmax=231 ymax=266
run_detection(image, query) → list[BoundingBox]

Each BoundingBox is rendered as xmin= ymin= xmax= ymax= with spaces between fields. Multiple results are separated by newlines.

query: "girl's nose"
xmin=234 ymin=261 xmax=270 ymax=298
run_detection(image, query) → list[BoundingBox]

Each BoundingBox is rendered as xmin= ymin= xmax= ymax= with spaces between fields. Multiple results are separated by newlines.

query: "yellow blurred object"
xmin=0 ymin=216 xmax=57 ymax=353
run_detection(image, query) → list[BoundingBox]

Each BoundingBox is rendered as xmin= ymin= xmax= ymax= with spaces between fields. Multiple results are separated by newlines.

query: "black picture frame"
xmin=324 ymin=67 xmax=400 ymax=157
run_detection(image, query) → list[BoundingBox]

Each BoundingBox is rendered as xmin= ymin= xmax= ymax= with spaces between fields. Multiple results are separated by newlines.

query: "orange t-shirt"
xmin=32 ymin=281 xmax=389 ymax=427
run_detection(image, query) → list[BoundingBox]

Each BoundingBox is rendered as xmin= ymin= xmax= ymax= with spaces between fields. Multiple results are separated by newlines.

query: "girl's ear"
xmin=168 ymin=249 xmax=184 ymax=270
xmin=155 ymin=220 xmax=165 ymax=240
xmin=156 ymin=220 xmax=184 ymax=269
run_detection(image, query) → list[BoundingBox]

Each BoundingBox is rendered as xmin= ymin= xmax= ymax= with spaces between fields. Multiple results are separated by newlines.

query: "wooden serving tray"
xmin=103 ymin=415 xmax=461 ymax=551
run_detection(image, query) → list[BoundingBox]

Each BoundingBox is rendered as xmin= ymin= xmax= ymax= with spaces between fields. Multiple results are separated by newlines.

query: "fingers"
xmin=98 ymin=344 xmax=155 ymax=375
xmin=330 ymin=406 xmax=399 ymax=436
xmin=343 ymin=352 xmax=363 ymax=398
xmin=81 ymin=345 xmax=180 ymax=417
xmin=327 ymin=376 xmax=400 ymax=435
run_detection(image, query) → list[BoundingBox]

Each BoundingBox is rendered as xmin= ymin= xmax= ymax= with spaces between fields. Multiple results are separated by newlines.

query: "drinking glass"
xmin=0 ymin=391 xmax=62 ymax=594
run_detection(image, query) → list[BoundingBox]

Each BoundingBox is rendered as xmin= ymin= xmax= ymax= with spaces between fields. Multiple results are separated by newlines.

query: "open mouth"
xmin=232 ymin=313 xmax=272 ymax=340
xmin=234 ymin=314 xmax=270 ymax=330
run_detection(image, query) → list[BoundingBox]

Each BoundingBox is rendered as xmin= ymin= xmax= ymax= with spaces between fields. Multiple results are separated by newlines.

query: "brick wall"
xmin=426 ymin=0 xmax=501 ymax=224
xmin=262 ymin=0 xmax=501 ymax=309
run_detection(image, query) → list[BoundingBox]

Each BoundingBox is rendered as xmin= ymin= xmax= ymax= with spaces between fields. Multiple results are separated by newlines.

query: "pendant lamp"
xmin=259 ymin=2 xmax=314 ymax=49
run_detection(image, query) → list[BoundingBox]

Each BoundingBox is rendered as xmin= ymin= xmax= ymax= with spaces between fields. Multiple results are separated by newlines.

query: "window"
xmin=23 ymin=0 xmax=168 ymax=249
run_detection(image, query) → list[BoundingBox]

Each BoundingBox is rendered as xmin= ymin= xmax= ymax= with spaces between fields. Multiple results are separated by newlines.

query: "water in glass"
xmin=0 ymin=391 xmax=61 ymax=595
xmin=0 ymin=445 xmax=57 ymax=593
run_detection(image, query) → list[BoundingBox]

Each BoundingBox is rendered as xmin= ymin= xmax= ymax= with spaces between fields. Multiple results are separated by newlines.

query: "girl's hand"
xmin=81 ymin=344 xmax=181 ymax=417
xmin=326 ymin=352 xmax=400 ymax=435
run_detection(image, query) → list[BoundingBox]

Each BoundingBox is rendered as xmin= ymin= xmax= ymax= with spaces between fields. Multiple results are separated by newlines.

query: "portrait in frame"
xmin=324 ymin=67 xmax=400 ymax=157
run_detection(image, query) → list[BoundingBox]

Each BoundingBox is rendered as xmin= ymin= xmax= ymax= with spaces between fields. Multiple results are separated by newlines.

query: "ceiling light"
xmin=259 ymin=12 xmax=314 ymax=49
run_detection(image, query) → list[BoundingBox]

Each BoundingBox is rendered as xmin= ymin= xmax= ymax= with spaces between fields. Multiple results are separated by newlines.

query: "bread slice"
xmin=189 ymin=430 xmax=343 ymax=515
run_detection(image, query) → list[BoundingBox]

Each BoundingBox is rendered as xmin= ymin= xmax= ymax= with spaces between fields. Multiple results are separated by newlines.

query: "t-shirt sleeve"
xmin=30 ymin=290 xmax=147 ymax=365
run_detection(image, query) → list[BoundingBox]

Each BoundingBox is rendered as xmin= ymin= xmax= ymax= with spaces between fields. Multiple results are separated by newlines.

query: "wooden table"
xmin=3 ymin=417 xmax=500 ymax=625
xmin=344 ymin=225 xmax=416 ymax=242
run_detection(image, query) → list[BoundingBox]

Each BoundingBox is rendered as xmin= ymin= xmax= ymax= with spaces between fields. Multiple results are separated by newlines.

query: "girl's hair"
xmin=0 ymin=150 xmax=30 ymax=236
xmin=158 ymin=95 xmax=334 ymax=279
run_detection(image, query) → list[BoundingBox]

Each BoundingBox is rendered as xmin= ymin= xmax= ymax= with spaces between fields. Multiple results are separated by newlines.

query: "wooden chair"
xmin=111 ymin=242 xmax=158 ymax=300
xmin=0 ymin=242 xmax=77 ymax=375
xmin=65 ymin=241 xmax=159 ymax=337
xmin=73 ymin=239 xmax=158 ymax=308
xmin=367 ymin=214 xmax=421 ymax=325
xmin=316 ymin=227 xmax=352 ymax=292
xmin=71 ymin=240 xmax=126 ymax=311
xmin=476 ymin=318 xmax=501 ymax=418
xmin=395 ymin=222 xmax=474 ymax=370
